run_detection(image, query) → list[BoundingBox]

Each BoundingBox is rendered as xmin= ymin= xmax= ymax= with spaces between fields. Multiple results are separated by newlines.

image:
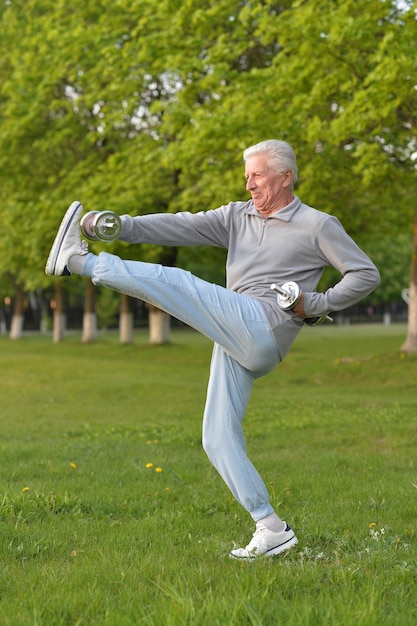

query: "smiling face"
xmin=244 ymin=153 xmax=294 ymax=217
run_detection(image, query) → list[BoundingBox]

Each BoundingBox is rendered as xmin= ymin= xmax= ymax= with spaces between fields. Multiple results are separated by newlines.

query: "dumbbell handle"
xmin=271 ymin=284 xmax=293 ymax=297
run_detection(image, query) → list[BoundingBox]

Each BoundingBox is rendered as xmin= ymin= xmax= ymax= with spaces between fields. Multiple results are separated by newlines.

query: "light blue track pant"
xmin=83 ymin=252 xmax=282 ymax=521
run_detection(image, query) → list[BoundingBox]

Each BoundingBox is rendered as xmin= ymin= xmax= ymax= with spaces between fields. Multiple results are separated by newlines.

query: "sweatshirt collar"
xmin=244 ymin=195 xmax=302 ymax=221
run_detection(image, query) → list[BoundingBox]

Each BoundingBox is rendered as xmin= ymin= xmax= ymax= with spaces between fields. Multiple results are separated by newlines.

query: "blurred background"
xmin=0 ymin=0 xmax=415 ymax=347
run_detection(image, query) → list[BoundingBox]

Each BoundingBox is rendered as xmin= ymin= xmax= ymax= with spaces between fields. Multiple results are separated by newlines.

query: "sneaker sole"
xmin=45 ymin=201 xmax=83 ymax=275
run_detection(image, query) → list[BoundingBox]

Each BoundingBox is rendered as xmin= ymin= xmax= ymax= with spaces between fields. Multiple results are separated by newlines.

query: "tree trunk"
xmin=401 ymin=205 xmax=417 ymax=353
xmin=82 ymin=279 xmax=97 ymax=343
xmin=120 ymin=293 xmax=134 ymax=344
xmin=10 ymin=287 xmax=25 ymax=340
xmin=0 ymin=309 xmax=6 ymax=335
xmin=53 ymin=282 xmax=66 ymax=343
xmin=39 ymin=296 xmax=49 ymax=334
xmin=147 ymin=304 xmax=171 ymax=344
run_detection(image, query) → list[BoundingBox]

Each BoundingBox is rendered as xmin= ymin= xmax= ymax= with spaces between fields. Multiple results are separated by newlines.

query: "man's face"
xmin=245 ymin=154 xmax=292 ymax=217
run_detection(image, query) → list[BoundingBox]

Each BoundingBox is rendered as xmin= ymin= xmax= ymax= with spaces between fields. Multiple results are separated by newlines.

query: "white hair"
xmin=243 ymin=139 xmax=298 ymax=189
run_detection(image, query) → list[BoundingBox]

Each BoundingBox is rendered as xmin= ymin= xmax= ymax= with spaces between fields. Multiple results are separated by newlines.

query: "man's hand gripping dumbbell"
xmin=270 ymin=282 xmax=333 ymax=326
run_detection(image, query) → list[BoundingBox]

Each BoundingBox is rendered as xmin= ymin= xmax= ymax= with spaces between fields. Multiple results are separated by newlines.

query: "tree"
xmin=0 ymin=0 xmax=178 ymax=340
xmin=401 ymin=206 xmax=417 ymax=351
xmin=82 ymin=280 xmax=97 ymax=343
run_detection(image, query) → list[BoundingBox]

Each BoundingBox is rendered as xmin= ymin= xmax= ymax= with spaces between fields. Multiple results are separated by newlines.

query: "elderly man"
xmin=46 ymin=139 xmax=380 ymax=559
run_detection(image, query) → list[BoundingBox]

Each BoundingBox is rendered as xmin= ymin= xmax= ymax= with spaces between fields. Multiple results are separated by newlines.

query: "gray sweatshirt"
xmin=120 ymin=196 xmax=380 ymax=358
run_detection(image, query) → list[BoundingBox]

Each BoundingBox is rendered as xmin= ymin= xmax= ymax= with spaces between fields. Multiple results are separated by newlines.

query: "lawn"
xmin=0 ymin=324 xmax=415 ymax=625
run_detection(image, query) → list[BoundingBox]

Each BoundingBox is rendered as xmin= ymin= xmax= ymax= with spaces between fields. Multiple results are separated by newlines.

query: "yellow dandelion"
xmin=145 ymin=463 xmax=153 ymax=469
xmin=155 ymin=467 xmax=163 ymax=473
xmin=22 ymin=486 xmax=30 ymax=492
xmin=154 ymin=439 xmax=159 ymax=444
xmin=165 ymin=487 xmax=170 ymax=492
xmin=369 ymin=522 xmax=376 ymax=529
xmin=146 ymin=440 xmax=152 ymax=445
xmin=70 ymin=549 xmax=84 ymax=557
xmin=70 ymin=462 xmax=77 ymax=469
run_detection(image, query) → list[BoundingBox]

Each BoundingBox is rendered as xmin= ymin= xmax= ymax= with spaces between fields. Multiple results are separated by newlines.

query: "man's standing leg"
xmin=202 ymin=343 xmax=274 ymax=520
xmin=202 ymin=345 xmax=298 ymax=559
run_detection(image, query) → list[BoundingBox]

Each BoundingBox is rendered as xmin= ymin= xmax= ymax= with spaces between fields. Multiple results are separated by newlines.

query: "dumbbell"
xmin=270 ymin=281 xmax=333 ymax=326
xmin=80 ymin=211 xmax=122 ymax=242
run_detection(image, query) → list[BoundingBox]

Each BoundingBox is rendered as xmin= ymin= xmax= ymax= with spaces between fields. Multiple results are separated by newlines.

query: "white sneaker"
xmin=229 ymin=522 xmax=298 ymax=559
xmin=45 ymin=201 xmax=88 ymax=276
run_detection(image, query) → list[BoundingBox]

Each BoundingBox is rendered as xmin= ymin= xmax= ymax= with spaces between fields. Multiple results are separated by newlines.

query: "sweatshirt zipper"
xmin=257 ymin=218 xmax=268 ymax=248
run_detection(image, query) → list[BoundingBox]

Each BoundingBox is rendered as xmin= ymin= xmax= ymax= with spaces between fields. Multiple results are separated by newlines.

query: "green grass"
xmin=0 ymin=324 xmax=416 ymax=625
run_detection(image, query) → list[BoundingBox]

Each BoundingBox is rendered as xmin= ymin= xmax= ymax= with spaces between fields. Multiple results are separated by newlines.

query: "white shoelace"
xmin=80 ymin=240 xmax=89 ymax=254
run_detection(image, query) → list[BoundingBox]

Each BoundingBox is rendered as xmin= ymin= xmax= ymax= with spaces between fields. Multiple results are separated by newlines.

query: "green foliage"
xmin=0 ymin=326 xmax=416 ymax=624
xmin=362 ymin=232 xmax=413 ymax=302
xmin=0 ymin=0 xmax=415 ymax=300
